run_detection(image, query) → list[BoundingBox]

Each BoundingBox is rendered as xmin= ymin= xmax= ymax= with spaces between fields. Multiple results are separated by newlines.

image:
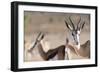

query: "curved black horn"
xmin=81 ymin=21 xmax=85 ymax=29
xmin=65 ymin=20 xmax=73 ymax=30
xmin=69 ymin=16 xmax=75 ymax=30
xmin=77 ymin=17 xmax=81 ymax=29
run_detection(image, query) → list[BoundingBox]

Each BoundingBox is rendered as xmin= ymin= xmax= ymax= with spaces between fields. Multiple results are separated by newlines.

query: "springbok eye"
xmin=72 ymin=33 xmax=74 ymax=36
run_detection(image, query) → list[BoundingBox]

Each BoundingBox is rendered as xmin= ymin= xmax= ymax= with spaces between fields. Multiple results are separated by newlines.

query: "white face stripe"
xmin=76 ymin=34 xmax=80 ymax=43
xmin=77 ymin=30 xmax=80 ymax=34
xmin=71 ymin=29 xmax=81 ymax=48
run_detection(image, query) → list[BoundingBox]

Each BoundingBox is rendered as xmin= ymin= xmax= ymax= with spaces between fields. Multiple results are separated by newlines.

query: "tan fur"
xmin=66 ymin=40 xmax=90 ymax=59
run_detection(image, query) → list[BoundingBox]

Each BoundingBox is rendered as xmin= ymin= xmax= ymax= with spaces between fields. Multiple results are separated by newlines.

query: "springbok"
xmin=28 ymin=32 xmax=66 ymax=60
xmin=28 ymin=16 xmax=90 ymax=60
xmin=65 ymin=16 xmax=90 ymax=59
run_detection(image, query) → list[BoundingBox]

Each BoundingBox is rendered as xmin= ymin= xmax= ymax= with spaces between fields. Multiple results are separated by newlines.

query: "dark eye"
xmin=72 ymin=33 xmax=74 ymax=36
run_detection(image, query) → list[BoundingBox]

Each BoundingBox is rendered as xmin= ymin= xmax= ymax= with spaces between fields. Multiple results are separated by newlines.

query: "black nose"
xmin=76 ymin=41 xmax=78 ymax=45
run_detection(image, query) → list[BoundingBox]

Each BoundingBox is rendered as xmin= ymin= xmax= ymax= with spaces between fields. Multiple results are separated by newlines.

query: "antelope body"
xmin=65 ymin=39 xmax=90 ymax=59
xmin=28 ymin=32 xmax=66 ymax=60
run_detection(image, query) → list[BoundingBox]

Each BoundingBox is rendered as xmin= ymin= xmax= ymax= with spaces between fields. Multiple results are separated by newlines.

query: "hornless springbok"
xmin=65 ymin=16 xmax=90 ymax=59
xmin=28 ymin=32 xmax=66 ymax=60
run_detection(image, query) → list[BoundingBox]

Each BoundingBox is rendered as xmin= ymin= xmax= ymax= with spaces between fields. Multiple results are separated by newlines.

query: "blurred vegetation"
xmin=24 ymin=14 xmax=30 ymax=31
xmin=49 ymin=17 xmax=53 ymax=23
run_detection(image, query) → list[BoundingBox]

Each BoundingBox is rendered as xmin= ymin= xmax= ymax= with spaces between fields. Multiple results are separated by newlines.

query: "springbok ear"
xmin=65 ymin=21 xmax=73 ymax=30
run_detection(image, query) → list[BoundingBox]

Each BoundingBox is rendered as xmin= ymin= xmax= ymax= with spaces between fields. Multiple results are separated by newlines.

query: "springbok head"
xmin=28 ymin=32 xmax=45 ymax=53
xmin=65 ymin=16 xmax=85 ymax=45
xmin=37 ymin=32 xmax=45 ymax=42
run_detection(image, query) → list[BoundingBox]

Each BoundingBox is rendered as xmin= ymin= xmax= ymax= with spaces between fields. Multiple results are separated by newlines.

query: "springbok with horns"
xmin=65 ymin=16 xmax=90 ymax=59
xmin=28 ymin=32 xmax=66 ymax=60
xmin=28 ymin=16 xmax=90 ymax=60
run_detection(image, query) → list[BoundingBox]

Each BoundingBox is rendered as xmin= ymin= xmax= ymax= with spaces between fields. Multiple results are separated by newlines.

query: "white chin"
xmin=76 ymin=44 xmax=80 ymax=50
